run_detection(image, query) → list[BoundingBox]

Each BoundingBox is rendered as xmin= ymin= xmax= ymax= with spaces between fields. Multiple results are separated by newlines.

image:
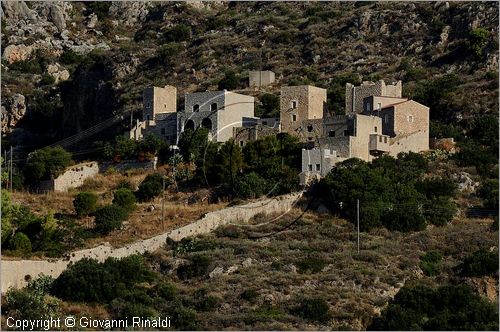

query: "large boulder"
xmin=108 ymin=2 xmax=151 ymax=26
xmin=50 ymin=3 xmax=66 ymax=32
xmin=46 ymin=63 xmax=70 ymax=83
xmin=1 ymin=1 xmax=37 ymax=21
xmin=1 ymin=94 xmax=27 ymax=134
xmin=2 ymin=44 xmax=33 ymax=64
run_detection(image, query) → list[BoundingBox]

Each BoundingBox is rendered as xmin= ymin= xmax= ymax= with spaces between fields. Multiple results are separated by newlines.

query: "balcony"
xmin=369 ymin=134 xmax=390 ymax=153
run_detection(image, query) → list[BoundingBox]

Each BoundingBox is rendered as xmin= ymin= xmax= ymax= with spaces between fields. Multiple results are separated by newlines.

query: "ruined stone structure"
xmin=345 ymin=80 xmax=402 ymax=114
xmin=280 ymin=85 xmax=327 ymax=141
xmin=233 ymin=118 xmax=279 ymax=147
xmin=249 ymin=70 xmax=276 ymax=88
xmin=38 ymin=162 xmax=99 ymax=192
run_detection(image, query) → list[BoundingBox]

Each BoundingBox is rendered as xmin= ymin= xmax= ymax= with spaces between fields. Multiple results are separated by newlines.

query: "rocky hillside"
xmin=1 ymin=1 xmax=498 ymax=150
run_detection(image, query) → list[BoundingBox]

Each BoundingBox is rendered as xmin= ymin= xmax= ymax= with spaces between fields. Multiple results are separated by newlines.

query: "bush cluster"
xmin=73 ymin=192 xmax=98 ymax=217
xmin=23 ymin=146 xmax=72 ymax=185
xmin=113 ymin=188 xmax=137 ymax=212
xmin=419 ymin=250 xmax=443 ymax=276
xmin=369 ymin=283 xmax=498 ymax=330
xmin=136 ymin=173 xmax=165 ymax=202
xmin=177 ymin=254 xmax=212 ymax=280
xmin=315 ymin=153 xmax=457 ymax=232
xmin=93 ymin=204 xmax=128 ymax=235
xmin=456 ymin=249 xmax=499 ymax=277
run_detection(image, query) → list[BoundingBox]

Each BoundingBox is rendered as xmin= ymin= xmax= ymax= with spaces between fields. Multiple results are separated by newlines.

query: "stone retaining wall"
xmin=1 ymin=192 xmax=302 ymax=292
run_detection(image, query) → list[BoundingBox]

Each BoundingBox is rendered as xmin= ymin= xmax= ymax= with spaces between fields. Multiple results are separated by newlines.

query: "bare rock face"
xmin=86 ymin=13 xmax=98 ymax=29
xmin=50 ymin=3 xmax=66 ymax=32
xmin=47 ymin=63 xmax=70 ymax=83
xmin=108 ymin=2 xmax=152 ymax=26
xmin=1 ymin=94 xmax=27 ymax=135
xmin=2 ymin=44 xmax=33 ymax=64
xmin=1 ymin=1 xmax=37 ymax=21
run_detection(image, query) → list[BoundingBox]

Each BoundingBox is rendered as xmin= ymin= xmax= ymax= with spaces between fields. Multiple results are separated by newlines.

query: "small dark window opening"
xmin=193 ymin=104 xmax=199 ymax=112
xmin=211 ymin=103 xmax=218 ymax=112
xmin=328 ymin=131 xmax=335 ymax=137
xmin=307 ymin=125 xmax=313 ymax=132
xmin=344 ymin=129 xmax=349 ymax=136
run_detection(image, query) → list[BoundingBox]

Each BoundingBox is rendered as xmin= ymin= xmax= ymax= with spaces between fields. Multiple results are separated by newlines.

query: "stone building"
xmin=249 ymin=70 xmax=276 ymax=88
xmin=39 ymin=162 xmax=99 ymax=192
xmin=179 ymin=90 xmax=255 ymax=142
xmin=280 ymin=85 xmax=327 ymax=141
xmin=129 ymin=85 xmax=178 ymax=144
xmin=345 ymin=80 xmax=402 ymax=114
xmin=232 ymin=118 xmax=280 ymax=147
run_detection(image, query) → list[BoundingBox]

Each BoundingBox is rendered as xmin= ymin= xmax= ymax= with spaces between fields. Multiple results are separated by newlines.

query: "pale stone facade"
xmin=345 ymin=80 xmax=402 ymax=114
xmin=249 ymin=70 xmax=276 ymax=88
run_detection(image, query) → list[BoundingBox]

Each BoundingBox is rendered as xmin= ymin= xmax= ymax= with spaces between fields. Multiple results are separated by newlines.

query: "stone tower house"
xmin=142 ymin=85 xmax=177 ymax=121
xmin=345 ymin=80 xmax=402 ymax=114
xmin=280 ymin=85 xmax=327 ymax=136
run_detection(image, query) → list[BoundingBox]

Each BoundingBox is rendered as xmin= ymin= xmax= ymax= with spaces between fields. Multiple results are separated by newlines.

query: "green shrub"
xmin=51 ymin=255 xmax=155 ymax=303
xmin=478 ymin=179 xmax=499 ymax=210
xmin=255 ymin=93 xmax=280 ymax=118
xmin=59 ymin=49 xmax=84 ymax=65
xmin=177 ymin=254 xmax=212 ymax=280
xmin=40 ymin=74 xmax=56 ymax=86
xmin=457 ymin=249 xmax=499 ymax=277
xmin=11 ymin=232 xmax=32 ymax=255
xmin=296 ymin=257 xmax=326 ymax=274
xmin=419 ymin=250 xmax=442 ymax=276
xmin=158 ymin=43 xmax=182 ymax=64
xmin=9 ymin=60 xmax=43 ymax=74
xmin=240 ymin=288 xmax=259 ymax=302
xmin=163 ymin=24 xmax=191 ymax=42
xmin=424 ymin=197 xmax=456 ymax=226
xmin=369 ymin=283 xmax=499 ymax=330
xmin=292 ymin=298 xmax=331 ymax=323
xmin=87 ymin=1 xmax=111 ymax=19
xmin=94 ymin=204 xmax=128 ymax=235
xmin=115 ymin=179 xmax=134 ymax=190
xmin=73 ymin=192 xmax=98 ymax=217
xmin=136 ymin=174 xmax=164 ymax=202
xmin=416 ymin=177 xmax=457 ymax=199
xmin=112 ymin=188 xmax=136 ymax=212
xmin=233 ymin=172 xmax=268 ymax=199
xmin=154 ymin=282 xmax=175 ymax=301
xmin=23 ymin=146 xmax=72 ymax=185
xmin=218 ymin=70 xmax=239 ymax=90
xmin=468 ymin=27 xmax=490 ymax=59
xmin=194 ymin=288 xmax=220 ymax=311
xmin=382 ymin=204 xmax=426 ymax=233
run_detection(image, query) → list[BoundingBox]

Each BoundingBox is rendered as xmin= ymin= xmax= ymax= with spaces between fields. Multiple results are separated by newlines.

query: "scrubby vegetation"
xmin=23 ymin=146 xmax=72 ymax=185
xmin=73 ymin=192 xmax=98 ymax=217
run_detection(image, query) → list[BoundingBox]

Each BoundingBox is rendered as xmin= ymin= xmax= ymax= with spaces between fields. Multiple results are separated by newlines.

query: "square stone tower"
xmin=142 ymin=85 xmax=177 ymax=121
xmin=280 ymin=85 xmax=327 ymax=136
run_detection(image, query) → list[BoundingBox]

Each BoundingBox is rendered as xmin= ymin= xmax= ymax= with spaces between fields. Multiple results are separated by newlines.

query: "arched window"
xmin=307 ymin=125 xmax=313 ymax=132
xmin=193 ymin=104 xmax=199 ymax=112
xmin=201 ymin=118 xmax=212 ymax=130
xmin=185 ymin=119 xmax=195 ymax=131
xmin=210 ymin=103 xmax=218 ymax=112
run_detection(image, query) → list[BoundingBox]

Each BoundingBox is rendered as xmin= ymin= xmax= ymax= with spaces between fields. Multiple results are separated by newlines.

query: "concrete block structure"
xmin=179 ymin=90 xmax=255 ymax=142
xmin=280 ymin=85 xmax=327 ymax=141
xmin=249 ymin=70 xmax=276 ymax=88
xmin=345 ymin=80 xmax=402 ymax=114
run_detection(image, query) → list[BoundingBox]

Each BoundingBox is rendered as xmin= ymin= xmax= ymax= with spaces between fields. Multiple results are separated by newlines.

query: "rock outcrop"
xmin=1 ymin=94 xmax=27 ymax=134
xmin=2 ymin=44 xmax=32 ymax=64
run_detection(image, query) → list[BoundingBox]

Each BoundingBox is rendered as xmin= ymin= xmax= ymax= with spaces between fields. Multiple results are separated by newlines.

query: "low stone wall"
xmin=38 ymin=162 xmax=99 ymax=192
xmin=1 ymin=192 xmax=302 ymax=292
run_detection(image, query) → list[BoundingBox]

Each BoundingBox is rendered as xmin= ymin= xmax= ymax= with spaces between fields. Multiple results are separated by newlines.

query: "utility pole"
xmin=9 ymin=146 xmax=13 ymax=192
xmin=357 ymin=199 xmax=360 ymax=254
xmin=130 ymin=111 xmax=133 ymax=129
xmin=4 ymin=150 xmax=7 ymax=190
xmin=161 ymin=176 xmax=165 ymax=231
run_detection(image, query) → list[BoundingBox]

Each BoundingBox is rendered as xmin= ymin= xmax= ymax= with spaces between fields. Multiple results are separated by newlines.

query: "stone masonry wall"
xmin=1 ymin=192 xmax=303 ymax=292
xmin=39 ymin=162 xmax=99 ymax=192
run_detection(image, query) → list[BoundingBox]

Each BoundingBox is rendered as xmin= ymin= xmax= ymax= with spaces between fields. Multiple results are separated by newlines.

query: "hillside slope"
xmin=1 ymin=1 xmax=498 ymax=150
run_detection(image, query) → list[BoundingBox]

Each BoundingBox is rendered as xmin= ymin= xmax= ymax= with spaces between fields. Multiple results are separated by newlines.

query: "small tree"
xmin=136 ymin=173 xmax=164 ymax=202
xmin=73 ymin=192 xmax=98 ymax=217
xmin=113 ymin=188 xmax=136 ymax=212
xmin=292 ymin=298 xmax=331 ymax=323
xmin=24 ymin=146 xmax=72 ymax=184
xmin=94 ymin=205 xmax=128 ymax=235
xmin=457 ymin=249 xmax=499 ymax=277
xmin=11 ymin=232 xmax=32 ymax=255
xmin=218 ymin=70 xmax=239 ymax=90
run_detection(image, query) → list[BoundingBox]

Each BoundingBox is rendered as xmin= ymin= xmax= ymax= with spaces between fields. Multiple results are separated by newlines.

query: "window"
xmin=408 ymin=115 xmax=414 ymax=123
xmin=315 ymin=164 xmax=320 ymax=171
xmin=193 ymin=104 xmax=199 ymax=112
xmin=292 ymin=114 xmax=297 ymax=122
xmin=308 ymin=164 xmax=313 ymax=171
xmin=147 ymin=102 xmax=150 ymax=108
xmin=291 ymin=100 xmax=298 ymax=109
xmin=211 ymin=103 xmax=218 ymax=112
xmin=374 ymin=126 xmax=378 ymax=133
xmin=308 ymin=137 xmax=313 ymax=141
xmin=146 ymin=115 xmax=150 ymax=121
xmin=379 ymin=136 xmax=382 ymax=142
xmin=161 ymin=128 xmax=166 ymax=135
xmin=307 ymin=125 xmax=313 ymax=132
xmin=239 ymin=141 xmax=244 ymax=147
xmin=344 ymin=129 xmax=349 ymax=136
xmin=164 ymin=104 xmax=167 ymax=108
xmin=328 ymin=130 xmax=335 ymax=137
xmin=384 ymin=114 xmax=389 ymax=124
xmin=384 ymin=137 xmax=387 ymax=143
xmin=366 ymin=101 xmax=371 ymax=112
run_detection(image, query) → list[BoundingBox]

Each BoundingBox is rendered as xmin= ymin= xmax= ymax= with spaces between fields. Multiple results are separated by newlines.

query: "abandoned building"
xmin=345 ymin=80 xmax=402 ymax=114
xmin=249 ymin=70 xmax=276 ymax=88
